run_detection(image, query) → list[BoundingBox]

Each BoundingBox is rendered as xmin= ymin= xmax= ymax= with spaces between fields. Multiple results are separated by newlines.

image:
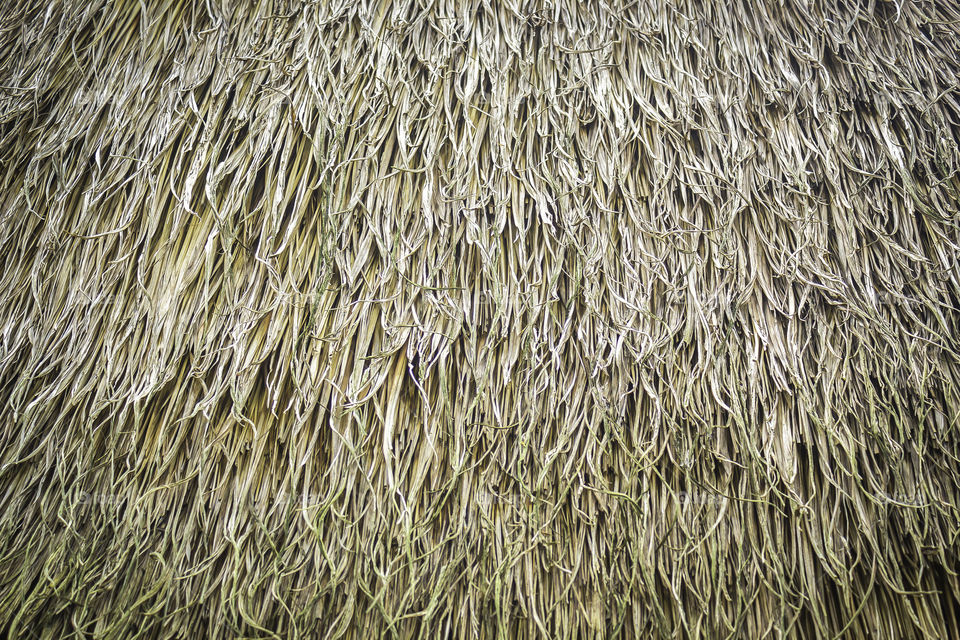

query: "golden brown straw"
xmin=1 ymin=0 xmax=960 ymax=638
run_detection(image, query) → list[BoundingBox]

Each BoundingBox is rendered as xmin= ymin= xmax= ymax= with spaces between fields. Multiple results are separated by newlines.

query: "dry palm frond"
xmin=1 ymin=0 xmax=960 ymax=638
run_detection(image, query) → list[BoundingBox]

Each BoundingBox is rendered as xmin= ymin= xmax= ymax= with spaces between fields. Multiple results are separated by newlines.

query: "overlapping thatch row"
xmin=1 ymin=0 xmax=960 ymax=637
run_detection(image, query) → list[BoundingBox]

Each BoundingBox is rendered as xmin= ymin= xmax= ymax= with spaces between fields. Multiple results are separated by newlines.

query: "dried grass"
xmin=1 ymin=0 xmax=960 ymax=638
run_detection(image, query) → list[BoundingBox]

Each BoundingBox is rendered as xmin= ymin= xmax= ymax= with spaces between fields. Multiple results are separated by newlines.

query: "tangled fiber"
xmin=2 ymin=0 xmax=960 ymax=638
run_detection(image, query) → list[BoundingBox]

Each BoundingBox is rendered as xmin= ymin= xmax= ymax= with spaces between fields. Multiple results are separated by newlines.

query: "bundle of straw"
xmin=1 ymin=0 xmax=959 ymax=638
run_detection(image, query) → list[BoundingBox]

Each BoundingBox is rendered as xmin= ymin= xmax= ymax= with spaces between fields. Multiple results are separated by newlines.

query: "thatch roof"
xmin=1 ymin=0 xmax=960 ymax=638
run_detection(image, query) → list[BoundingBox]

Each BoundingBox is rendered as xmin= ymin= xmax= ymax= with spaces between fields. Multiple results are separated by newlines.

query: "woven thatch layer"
xmin=2 ymin=0 xmax=960 ymax=638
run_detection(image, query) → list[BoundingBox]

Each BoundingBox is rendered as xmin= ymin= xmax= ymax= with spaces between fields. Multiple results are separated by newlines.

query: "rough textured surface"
xmin=1 ymin=0 xmax=960 ymax=638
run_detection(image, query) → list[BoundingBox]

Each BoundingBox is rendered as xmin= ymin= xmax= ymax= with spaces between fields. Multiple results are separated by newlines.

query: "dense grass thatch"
xmin=2 ymin=0 xmax=960 ymax=638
